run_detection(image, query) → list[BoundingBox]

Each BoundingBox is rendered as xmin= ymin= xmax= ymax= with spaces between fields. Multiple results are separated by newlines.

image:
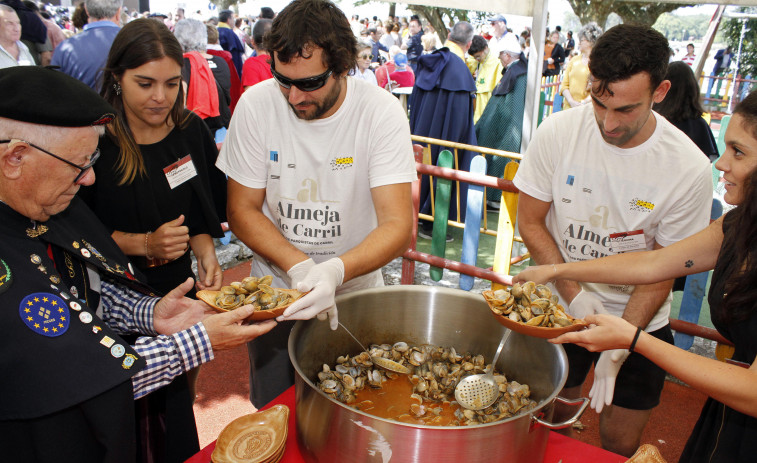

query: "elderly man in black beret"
xmin=0 ymin=67 xmax=276 ymax=462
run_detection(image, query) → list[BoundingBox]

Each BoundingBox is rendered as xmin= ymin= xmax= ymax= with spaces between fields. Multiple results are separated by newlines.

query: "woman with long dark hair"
xmin=515 ymin=91 xmax=757 ymax=462
xmin=78 ymin=18 xmax=226 ymax=462
xmin=654 ymin=61 xmax=719 ymax=161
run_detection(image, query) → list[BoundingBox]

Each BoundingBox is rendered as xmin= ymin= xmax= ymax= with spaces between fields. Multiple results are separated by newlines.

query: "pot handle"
xmin=532 ymin=396 xmax=589 ymax=430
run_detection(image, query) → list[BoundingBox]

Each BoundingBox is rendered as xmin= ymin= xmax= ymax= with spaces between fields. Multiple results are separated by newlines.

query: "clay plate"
xmin=197 ymin=288 xmax=304 ymax=322
xmin=211 ymin=405 xmax=289 ymax=463
xmin=482 ymin=290 xmax=588 ymax=339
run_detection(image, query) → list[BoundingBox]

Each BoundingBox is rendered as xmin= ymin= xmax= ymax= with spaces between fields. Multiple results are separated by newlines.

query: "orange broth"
xmin=352 ymin=375 xmax=461 ymax=426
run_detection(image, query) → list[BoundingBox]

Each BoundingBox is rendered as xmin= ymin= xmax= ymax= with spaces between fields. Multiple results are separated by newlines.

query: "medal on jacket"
xmin=26 ymin=225 xmax=49 ymax=238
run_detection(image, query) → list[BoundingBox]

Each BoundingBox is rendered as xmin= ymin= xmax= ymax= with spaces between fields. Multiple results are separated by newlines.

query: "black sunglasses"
xmin=0 ymin=139 xmax=100 ymax=183
xmin=270 ymin=64 xmax=333 ymax=92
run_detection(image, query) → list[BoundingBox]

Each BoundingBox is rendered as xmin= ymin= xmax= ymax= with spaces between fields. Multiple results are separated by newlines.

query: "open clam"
xmin=483 ymin=285 xmax=587 ymax=339
xmin=197 ymin=275 xmax=304 ymax=321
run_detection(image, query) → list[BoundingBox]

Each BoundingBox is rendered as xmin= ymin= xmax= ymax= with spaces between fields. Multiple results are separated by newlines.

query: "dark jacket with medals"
xmin=0 ymin=197 xmax=152 ymax=462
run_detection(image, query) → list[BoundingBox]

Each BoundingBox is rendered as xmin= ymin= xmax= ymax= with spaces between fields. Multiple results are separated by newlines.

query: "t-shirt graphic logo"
xmin=330 ymin=156 xmax=353 ymax=171
xmin=270 ymin=151 xmax=279 ymax=162
xmin=566 ymin=175 xmax=575 ymax=185
xmin=629 ymin=198 xmax=654 ymax=213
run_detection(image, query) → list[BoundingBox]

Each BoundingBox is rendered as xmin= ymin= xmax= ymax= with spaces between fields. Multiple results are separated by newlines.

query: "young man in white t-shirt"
xmin=216 ymin=0 xmax=416 ymax=408
xmin=514 ymin=24 xmax=712 ymax=457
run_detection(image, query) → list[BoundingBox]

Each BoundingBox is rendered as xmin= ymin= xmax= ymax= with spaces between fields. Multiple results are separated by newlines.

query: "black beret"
xmin=0 ymin=66 xmax=115 ymax=127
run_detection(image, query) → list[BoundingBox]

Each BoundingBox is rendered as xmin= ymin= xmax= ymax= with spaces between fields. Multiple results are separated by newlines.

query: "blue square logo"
xmin=566 ymin=175 xmax=574 ymax=185
xmin=270 ymin=151 xmax=279 ymax=162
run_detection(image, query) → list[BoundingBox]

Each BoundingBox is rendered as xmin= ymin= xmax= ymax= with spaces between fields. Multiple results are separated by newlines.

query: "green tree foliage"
xmin=653 ymin=13 xmax=711 ymax=41
xmin=721 ymin=8 xmax=757 ymax=78
xmin=210 ymin=0 xmax=242 ymax=11
xmin=566 ymin=0 xmax=690 ymax=29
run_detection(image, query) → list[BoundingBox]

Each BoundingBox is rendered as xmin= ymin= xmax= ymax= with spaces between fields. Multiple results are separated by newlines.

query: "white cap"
xmin=498 ymin=33 xmax=521 ymax=56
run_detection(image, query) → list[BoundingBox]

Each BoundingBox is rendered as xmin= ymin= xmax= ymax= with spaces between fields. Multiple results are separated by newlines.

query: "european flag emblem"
xmin=270 ymin=151 xmax=279 ymax=162
xmin=19 ymin=292 xmax=69 ymax=337
xmin=566 ymin=175 xmax=575 ymax=185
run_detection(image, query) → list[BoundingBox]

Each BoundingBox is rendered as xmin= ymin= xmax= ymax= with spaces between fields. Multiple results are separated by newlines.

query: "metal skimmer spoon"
xmin=454 ymin=330 xmax=511 ymax=410
xmin=337 ymin=321 xmax=411 ymax=375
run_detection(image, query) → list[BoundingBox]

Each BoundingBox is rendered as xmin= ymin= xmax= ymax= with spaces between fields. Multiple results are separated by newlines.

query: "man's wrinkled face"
xmin=0 ymin=9 xmax=21 ymax=44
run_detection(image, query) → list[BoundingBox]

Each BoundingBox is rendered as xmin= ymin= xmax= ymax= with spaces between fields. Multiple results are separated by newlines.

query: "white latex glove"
xmin=286 ymin=258 xmax=316 ymax=288
xmin=279 ymin=258 xmax=344 ymax=330
xmin=568 ymin=290 xmax=608 ymax=319
xmin=589 ymin=349 xmax=630 ymax=413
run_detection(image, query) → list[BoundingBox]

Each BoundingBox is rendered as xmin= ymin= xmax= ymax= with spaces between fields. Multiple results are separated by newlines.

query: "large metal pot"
xmin=289 ymin=286 xmax=587 ymax=462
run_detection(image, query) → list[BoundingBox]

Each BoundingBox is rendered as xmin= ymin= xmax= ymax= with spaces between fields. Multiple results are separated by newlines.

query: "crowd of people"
xmin=2 ymin=0 xmax=757 ymax=461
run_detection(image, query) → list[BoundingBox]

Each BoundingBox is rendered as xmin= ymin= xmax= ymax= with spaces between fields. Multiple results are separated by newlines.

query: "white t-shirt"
xmin=352 ymin=67 xmax=378 ymax=86
xmin=217 ymin=77 xmax=416 ymax=292
xmin=514 ymin=103 xmax=713 ymax=332
xmin=0 ymin=41 xmax=34 ymax=69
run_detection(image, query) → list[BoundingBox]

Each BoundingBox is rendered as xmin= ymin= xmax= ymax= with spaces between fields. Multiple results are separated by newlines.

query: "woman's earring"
xmin=114 ymin=83 xmax=122 ymax=95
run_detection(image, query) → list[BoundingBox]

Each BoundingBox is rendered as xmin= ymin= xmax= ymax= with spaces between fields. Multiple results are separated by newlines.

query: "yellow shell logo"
xmin=331 ymin=156 xmax=354 ymax=170
xmin=630 ymin=198 xmax=655 ymax=212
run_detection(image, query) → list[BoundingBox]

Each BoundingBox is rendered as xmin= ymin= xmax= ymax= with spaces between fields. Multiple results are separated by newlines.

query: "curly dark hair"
xmin=653 ymin=61 xmax=705 ymax=123
xmin=468 ymin=35 xmax=488 ymax=56
xmin=589 ymin=24 xmax=669 ymax=97
xmin=263 ymin=0 xmax=357 ymax=76
xmin=713 ymin=92 xmax=757 ymax=323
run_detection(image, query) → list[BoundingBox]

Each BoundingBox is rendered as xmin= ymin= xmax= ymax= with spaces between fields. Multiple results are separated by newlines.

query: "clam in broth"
xmin=316 ymin=343 xmax=537 ymax=426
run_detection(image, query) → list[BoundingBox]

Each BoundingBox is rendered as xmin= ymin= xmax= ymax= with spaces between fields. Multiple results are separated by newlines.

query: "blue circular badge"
xmin=19 ymin=292 xmax=70 ymax=337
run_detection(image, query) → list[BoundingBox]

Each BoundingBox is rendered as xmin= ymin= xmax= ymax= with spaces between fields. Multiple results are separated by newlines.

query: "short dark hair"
xmin=589 ymin=24 xmax=669 ymax=97
xmin=219 ymin=9 xmax=233 ymax=24
xmin=263 ymin=0 xmax=357 ymax=76
xmin=253 ymin=18 xmax=272 ymax=46
xmin=260 ymin=7 xmax=274 ymax=19
xmin=468 ymin=35 xmax=488 ymax=56
xmin=652 ymin=61 xmax=704 ymax=122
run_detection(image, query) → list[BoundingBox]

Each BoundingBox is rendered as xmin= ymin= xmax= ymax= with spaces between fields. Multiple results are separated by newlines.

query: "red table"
xmin=187 ymin=387 xmax=626 ymax=463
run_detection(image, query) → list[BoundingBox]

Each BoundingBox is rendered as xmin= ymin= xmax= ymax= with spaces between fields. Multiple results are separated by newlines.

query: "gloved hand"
xmin=589 ymin=349 xmax=630 ymax=413
xmin=568 ymin=290 xmax=607 ymax=320
xmin=279 ymin=258 xmax=344 ymax=330
xmin=286 ymin=258 xmax=316 ymax=288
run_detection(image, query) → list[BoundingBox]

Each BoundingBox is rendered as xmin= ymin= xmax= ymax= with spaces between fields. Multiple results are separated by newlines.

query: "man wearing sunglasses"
xmin=0 ymin=66 xmax=276 ymax=461
xmin=218 ymin=0 xmax=417 ymax=409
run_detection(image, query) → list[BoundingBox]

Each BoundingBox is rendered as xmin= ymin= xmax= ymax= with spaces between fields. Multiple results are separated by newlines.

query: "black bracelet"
xmin=628 ymin=326 xmax=643 ymax=353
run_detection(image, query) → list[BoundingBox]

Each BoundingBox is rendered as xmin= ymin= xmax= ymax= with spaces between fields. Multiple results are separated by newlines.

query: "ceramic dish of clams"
xmin=483 ymin=281 xmax=587 ymax=339
xmin=197 ymin=275 xmax=304 ymax=322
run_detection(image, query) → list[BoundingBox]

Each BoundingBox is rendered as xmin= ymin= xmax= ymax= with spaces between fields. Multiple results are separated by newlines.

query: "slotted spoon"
xmin=454 ymin=330 xmax=511 ymax=410
xmin=337 ymin=321 xmax=411 ymax=375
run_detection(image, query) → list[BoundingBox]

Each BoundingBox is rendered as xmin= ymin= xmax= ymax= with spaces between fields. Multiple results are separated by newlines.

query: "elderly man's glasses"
xmin=0 ymin=139 xmax=100 ymax=183
xmin=270 ymin=64 xmax=333 ymax=92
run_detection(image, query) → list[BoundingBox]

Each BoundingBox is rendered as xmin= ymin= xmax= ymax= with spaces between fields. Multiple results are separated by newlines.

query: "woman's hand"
xmin=191 ymin=234 xmax=222 ymax=291
xmin=196 ymin=255 xmax=222 ymax=290
xmin=550 ymin=314 xmax=638 ymax=352
xmin=148 ymin=215 xmax=190 ymax=260
xmin=512 ymin=264 xmax=557 ymax=284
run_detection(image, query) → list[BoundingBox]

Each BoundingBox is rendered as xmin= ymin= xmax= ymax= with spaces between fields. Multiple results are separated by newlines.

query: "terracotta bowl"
xmin=211 ymin=404 xmax=289 ymax=463
xmin=197 ymin=288 xmax=304 ymax=322
xmin=482 ymin=290 xmax=587 ymax=339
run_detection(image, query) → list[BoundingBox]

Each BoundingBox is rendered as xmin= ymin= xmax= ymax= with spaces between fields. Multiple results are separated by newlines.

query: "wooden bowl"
xmin=482 ymin=290 xmax=588 ymax=339
xmin=197 ymin=288 xmax=304 ymax=322
xmin=211 ymin=405 xmax=289 ymax=463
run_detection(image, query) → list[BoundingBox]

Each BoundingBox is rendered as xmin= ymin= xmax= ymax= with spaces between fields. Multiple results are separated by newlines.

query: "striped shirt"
xmin=100 ymin=280 xmax=214 ymax=399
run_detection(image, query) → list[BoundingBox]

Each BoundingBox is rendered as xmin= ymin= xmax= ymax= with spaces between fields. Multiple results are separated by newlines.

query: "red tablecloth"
xmin=186 ymin=386 xmax=626 ymax=463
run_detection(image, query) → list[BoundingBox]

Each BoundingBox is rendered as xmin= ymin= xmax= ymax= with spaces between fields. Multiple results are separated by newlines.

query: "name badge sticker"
xmin=163 ymin=155 xmax=197 ymax=189
xmin=609 ymin=229 xmax=646 ymax=253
